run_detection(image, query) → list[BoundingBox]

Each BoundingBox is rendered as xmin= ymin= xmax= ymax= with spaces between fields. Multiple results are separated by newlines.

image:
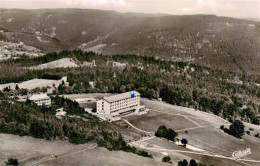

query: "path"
xmin=127 ymin=105 xmax=260 ymax=166
xmin=122 ymin=118 xmax=154 ymax=136
xmin=175 ymin=125 xmax=213 ymax=132
xmin=150 ymin=108 xmax=229 ymax=125
xmin=129 ymin=141 xmax=255 ymax=166
xmin=27 ymin=144 xmax=97 ymax=166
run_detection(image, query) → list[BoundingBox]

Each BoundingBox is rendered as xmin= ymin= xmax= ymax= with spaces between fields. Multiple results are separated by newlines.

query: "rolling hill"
xmin=0 ymin=8 xmax=259 ymax=73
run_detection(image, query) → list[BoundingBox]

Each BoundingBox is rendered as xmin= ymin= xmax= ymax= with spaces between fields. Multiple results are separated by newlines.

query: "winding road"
xmin=122 ymin=111 xmax=260 ymax=166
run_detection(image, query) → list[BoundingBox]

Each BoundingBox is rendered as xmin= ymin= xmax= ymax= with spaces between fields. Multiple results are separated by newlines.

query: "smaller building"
xmin=29 ymin=93 xmax=51 ymax=106
xmin=56 ymin=108 xmax=67 ymax=118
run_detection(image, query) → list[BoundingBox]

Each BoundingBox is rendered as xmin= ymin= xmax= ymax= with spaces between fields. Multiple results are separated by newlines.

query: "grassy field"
xmin=0 ymin=134 xmax=170 ymax=166
xmin=125 ymin=99 xmax=260 ymax=163
xmin=132 ymin=137 xmax=250 ymax=166
xmin=178 ymin=126 xmax=260 ymax=160
xmin=29 ymin=58 xmax=79 ymax=69
xmin=141 ymin=99 xmax=229 ymax=126
xmin=0 ymin=134 xmax=95 ymax=165
xmin=42 ymin=146 xmax=170 ymax=166
xmin=0 ymin=78 xmax=63 ymax=90
xmin=125 ymin=111 xmax=196 ymax=132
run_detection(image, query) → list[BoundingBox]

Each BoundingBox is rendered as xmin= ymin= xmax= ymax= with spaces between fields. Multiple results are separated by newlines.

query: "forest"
xmin=1 ymin=10 xmax=259 ymax=73
xmin=0 ymin=50 xmax=260 ymax=124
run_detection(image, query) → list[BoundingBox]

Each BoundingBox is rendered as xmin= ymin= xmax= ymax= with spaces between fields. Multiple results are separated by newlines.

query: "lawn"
xmin=178 ymin=127 xmax=260 ymax=160
xmin=125 ymin=111 xmax=196 ymax=132
xmin=141 ymin=99 xmax=229 ymax=126
xmin=134 ymin=99 xmax=260 ymax=161
xmin=0 ymin=133 xmax=169 ymax=166
xmin=0 ymin=134 xmax=95 ymax=165
xmin=42 ymin=147 xmax=170 ymax=166
xmin=132 ymin=137 xmax=251 ymax=166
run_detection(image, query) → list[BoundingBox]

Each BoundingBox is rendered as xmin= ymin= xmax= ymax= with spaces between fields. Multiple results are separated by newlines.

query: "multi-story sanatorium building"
xmin=96 ymin=91 xmax=148 ymax=121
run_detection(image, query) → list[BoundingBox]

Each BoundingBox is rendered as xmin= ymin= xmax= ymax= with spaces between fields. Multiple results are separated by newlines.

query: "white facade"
xmin=29 ymin=94 xmax=51 ymax=106
xmin=56 ymin=108 xmax=67 ymax=118
xmin=96 ymin=91 xmax=147 ymax=121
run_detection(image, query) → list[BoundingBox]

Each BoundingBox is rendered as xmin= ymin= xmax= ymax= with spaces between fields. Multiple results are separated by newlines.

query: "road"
xmin=129 ymin=137 xmax=259 ymax=166
xmin=123 ymin=109 xmax=260 ymax=166
xmin=122 ymin=118 xmax=155 ymax=135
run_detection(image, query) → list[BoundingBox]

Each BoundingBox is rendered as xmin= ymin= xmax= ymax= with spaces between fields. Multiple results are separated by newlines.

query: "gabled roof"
xmin=103 ymin=91 xmax=140 ymax=103
xmin=29 ymin=94 xmax=50 ymax=101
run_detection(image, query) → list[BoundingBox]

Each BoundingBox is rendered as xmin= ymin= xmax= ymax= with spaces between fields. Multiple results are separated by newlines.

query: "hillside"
xmin=1 ymin=94 xmax=260 ymax=166
xmin=1 ymin=51 xmax=260 ymax=125
xmin=0 ymin=134 xmax=169 ymax=166
xmin=28 ymin=58 xmax=79 ymax=69
xmin=0 ymin=9 xmax=259 ymax=73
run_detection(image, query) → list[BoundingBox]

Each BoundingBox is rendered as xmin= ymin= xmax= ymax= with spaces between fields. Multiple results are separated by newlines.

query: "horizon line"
xmin=1 ymin=7 xmax=259 ymax=21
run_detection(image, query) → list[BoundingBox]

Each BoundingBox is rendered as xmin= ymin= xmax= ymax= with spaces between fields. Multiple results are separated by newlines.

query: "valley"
xmin=0 ymin=9 xmax=259 ymax=73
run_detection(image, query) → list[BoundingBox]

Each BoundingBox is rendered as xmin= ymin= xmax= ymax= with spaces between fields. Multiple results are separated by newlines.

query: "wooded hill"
xmin=0 ymin=9 xmax=259 ymax=73
xmin=1 ymin=50 xmax=259 ymax=124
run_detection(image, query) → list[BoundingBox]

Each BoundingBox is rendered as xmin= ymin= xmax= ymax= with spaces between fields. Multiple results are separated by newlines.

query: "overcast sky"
xmin=1 ymin=0 xmax=260 ymax=19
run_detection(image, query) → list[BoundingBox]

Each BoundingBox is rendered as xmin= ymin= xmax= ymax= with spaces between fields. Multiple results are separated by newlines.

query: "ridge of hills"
xmin=0 ymin=8 xmax=259 ymax=73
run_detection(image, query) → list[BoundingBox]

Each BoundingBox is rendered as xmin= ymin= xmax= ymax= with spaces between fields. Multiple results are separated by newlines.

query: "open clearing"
xmin=125 ymin=99 xmax=260 ymax=163
xmin=0 ymin=134 xmax=95 ymax=165
xmin=0 ymin=78 xmax=64 ymax=91
xmin=29 ymin=58 xmax=79 ymax=69
xmin=42 ymin=146 xmax=169 ymax=166
xmin=130 ymin=137 xmax=251 ymax=166
xmin=0 ymin=134 xmax=169 ymax=166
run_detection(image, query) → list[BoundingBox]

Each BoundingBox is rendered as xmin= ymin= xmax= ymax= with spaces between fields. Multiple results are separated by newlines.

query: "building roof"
xmin=29 ymin=94 xmax=50 ymax=101
xmin=103 ymin=91 xmax=140 ymax=103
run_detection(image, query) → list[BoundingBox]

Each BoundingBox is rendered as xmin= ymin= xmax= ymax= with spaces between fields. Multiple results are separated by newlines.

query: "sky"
xmin=1 ymin=0 xmax=260 ymax=19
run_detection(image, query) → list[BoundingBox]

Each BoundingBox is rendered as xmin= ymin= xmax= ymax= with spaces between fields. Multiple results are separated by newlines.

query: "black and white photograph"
xmin=0 ymin=0 xmax=260 ymax=165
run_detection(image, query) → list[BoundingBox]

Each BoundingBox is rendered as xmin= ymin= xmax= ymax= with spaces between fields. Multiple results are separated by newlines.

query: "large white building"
xmin=96 ymin=91 xmax=147 ymax=121
xmin=28 ymin=93 xmax=51 ymax=106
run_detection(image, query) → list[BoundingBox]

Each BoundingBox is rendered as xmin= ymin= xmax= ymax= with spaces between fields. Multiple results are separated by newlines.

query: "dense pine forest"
xmin=1 ymin=50 xmax=259 ymax=124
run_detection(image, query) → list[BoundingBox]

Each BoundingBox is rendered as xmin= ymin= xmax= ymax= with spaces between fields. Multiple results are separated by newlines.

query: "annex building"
xmin=28 ymin=93 xmax=51 ymax=106
xmin=96 ymin=91 xmax=148 ymax=121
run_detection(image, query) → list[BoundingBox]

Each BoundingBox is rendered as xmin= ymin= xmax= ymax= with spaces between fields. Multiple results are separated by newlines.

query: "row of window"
xmin=35 ymin=99 xmax=51 ymax=103
xmin=111 ymin=97 xmax=139 ymax=105
xmin=110 ymin=104 xmax=138 ymax=113
xmin=110 ymin=100 xmax=139 ymax=110
xmin=111 ymin=98 xmax=139 ymax=106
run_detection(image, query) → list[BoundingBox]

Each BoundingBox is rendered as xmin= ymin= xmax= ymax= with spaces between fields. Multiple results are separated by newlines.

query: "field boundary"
xmin=129 ymin=141 xmax=254 ymax=166
xmin=28 ymin=144 xmax=97 ymax=166
xmin=122 ymin=118 xmax=155 ymax=135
